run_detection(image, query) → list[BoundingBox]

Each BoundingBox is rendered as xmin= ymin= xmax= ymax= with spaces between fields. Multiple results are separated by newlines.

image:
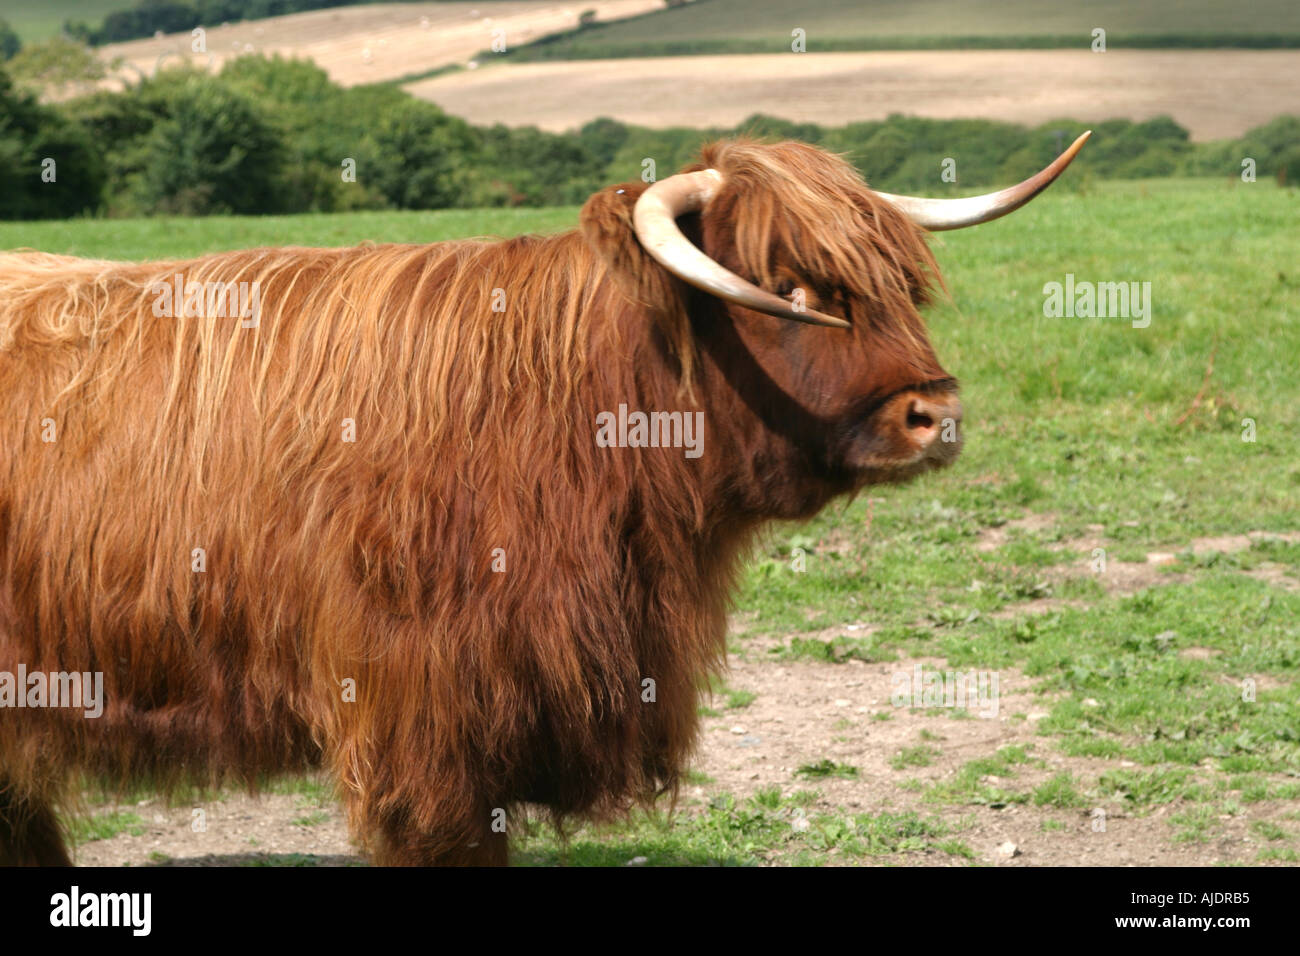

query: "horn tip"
xmin=812 ymin=311 xmax=852 ymax=329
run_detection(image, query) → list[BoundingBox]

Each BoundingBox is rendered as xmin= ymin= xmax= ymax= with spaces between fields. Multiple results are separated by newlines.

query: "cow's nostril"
xmin=905 ymin=400 xmax=935 ymax=432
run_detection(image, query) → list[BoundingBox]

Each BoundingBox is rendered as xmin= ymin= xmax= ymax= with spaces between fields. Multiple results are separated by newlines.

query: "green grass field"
xmin=14 ymin=178 xmax=1300 ymax=865
xmin=0 ymin=207 xmax=577 ymax=260
xmin=510 ymin=0 xmax=1300 ymax=58
xmin=0 ymin=0 xmax=134 ymax=42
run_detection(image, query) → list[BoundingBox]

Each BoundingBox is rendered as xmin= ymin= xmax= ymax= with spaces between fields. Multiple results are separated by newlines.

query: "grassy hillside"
xmin=12 ymin=179 xmax=1300 ymax=865
xmin=509 ymin=0 xmax=1300 ymax=58
xmin=0 ymin=0 xmax=134 ymax=41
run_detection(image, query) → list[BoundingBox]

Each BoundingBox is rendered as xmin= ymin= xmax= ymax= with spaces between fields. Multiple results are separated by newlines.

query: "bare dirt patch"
xmin=1078 ymin=530 xmax=1300 ymax=597
xmin=73 ymin=792 xmax=360 ymax=866
xmin=693 ymin=655 xmax=1047 ymax=802
xmin=72 ymin=647 xmax=1293 ymax=867
xmin=405 ymin=50 xmax=1300 ymax=141
xmin=1246 ymin=565 xmax=1300 ymax=591
xmin=984 ymin=521 xmax=1300 ymax=605
xmin=987 ymin=596 xmax=1089 ymax=619
xmin=686 ymin=653 xmax=1296 ymax=866
xmin=1095 ymin=560 xmax=1190 ymax=596
xmin=976 ymin=512 xmax=1060 ymax=553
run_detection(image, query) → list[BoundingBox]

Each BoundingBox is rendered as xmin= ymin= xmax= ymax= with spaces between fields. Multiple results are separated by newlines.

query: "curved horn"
xmin=875 ymin=130 xmax=1091 ymax=231
xmin=632 ymin=169 xmax=850 ymax=329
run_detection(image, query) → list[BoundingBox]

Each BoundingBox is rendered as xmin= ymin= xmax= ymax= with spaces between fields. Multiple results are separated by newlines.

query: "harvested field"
xmin=97 ymin=0 xmax=662 ymax=87
xmin=407 ymin=49 xmax=1300 ymax=140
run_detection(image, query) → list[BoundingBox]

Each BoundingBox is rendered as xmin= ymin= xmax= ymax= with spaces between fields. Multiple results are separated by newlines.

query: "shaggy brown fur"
xmin=0 ymin=140 xmax=955 ymax=865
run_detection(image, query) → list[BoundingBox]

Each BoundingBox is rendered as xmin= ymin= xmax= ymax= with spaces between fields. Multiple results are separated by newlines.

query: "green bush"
xmin=220 ymin=57 xmax=395 ymax=211
xmin=134 ymin=77 xmax=288 ymax=215
xmin=479 ymin=124 xmax=606 ymax=206
xmin=0 ymin=18 xmax=20 ymax=61
xmin=576 ymin=117 xmax=633 ymax=170
xmin=0 ymin=72 xmax=103 ymax=219
xmin=1187 ymin=115 xmax=1300 ymax=183
xmin=364 ymin=100 xmax=481 ymax=210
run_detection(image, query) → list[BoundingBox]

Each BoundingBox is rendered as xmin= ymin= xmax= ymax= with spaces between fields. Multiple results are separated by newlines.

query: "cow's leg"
xmin=376 ymin=823 xmax=509 ymax=866
xmin=358 ymin=796 xmax=510 ymax=866
xmin=0 ymin=783 xmax=71 ymax=866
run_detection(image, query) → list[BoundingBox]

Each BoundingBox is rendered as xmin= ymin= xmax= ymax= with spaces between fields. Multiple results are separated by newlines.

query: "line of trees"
xmin=0 ymin=55 xmax=1295 ymax=221
xmin=65 ymin=1 xmax=367 ymax=46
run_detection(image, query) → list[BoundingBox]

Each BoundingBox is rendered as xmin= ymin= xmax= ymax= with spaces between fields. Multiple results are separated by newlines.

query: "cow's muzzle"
xmin=899 ymin=391 xmax=964 ymax=465
xmin=851 ymin=388 xmax=964 ymax=474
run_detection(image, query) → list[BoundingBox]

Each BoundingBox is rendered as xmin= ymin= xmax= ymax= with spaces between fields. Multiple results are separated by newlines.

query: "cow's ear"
xmin=580 ymin=182 xmax=695 ymax=388
xmin=580 ymin=182 xmax=680 ymax=308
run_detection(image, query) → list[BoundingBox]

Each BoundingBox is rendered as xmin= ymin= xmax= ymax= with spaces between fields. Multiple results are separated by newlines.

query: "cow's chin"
xmin=853 ymin=450 xmax=959 ymax=488
xmin=840 ymin=433 xmax=963 ymax=489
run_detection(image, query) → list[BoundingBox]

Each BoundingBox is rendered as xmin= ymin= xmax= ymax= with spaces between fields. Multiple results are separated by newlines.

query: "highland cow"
xmin=0 ymin=134 xmax=1088 ymax=865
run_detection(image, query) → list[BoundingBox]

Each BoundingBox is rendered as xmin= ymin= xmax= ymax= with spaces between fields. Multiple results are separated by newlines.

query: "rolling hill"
xmin=505 ymin=0 xmax=1300 ymax=59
